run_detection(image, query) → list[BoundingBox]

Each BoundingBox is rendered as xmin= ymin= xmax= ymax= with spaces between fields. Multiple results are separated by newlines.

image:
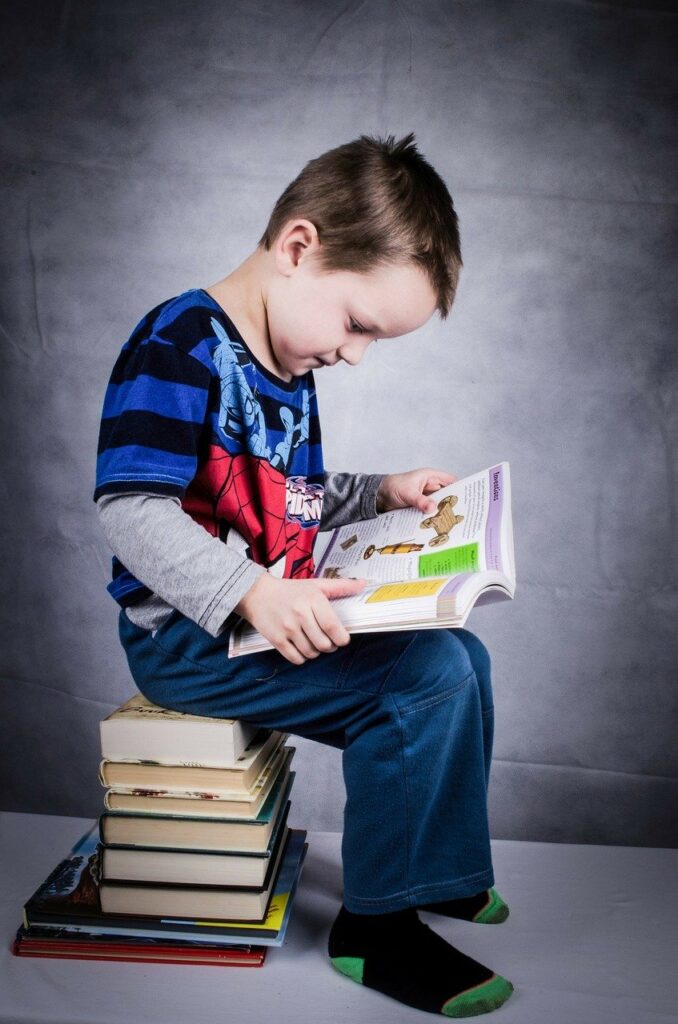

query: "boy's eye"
xmin=349 ymin=318 xmax=366 ymax=333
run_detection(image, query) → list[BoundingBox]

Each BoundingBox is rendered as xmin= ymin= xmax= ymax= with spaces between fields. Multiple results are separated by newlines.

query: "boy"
xmin=94 ymin=133 xmax=513 ymax=1017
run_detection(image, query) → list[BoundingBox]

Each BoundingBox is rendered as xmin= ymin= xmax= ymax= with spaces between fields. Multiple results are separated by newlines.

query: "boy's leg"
xmin=119 ymin=611 xmax=493 ymax=911
xmin=450 ymin=627 xmax=494 ymax=791
xmin=118 ymin=610 xmax=512 ymax=1016
xmin=411 ymin=627 xmax=508 ymax=926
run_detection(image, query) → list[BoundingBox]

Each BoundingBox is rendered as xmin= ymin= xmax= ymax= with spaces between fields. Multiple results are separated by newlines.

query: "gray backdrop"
xmin=1 ymin=0 xmax=676 ymax=847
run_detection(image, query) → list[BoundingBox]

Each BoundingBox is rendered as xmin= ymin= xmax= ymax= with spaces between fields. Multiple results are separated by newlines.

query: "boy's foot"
xmin=420 ymin=888 xmax=510 ymax=925
xmin=328 ymin=903 xmax=514 ymax=1017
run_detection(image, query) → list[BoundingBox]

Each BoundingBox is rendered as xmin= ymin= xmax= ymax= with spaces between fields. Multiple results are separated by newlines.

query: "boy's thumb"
xmin=316 ymin=577 xmax=368 ymax=598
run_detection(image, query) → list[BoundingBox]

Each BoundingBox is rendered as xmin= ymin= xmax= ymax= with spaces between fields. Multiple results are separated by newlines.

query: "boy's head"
xmin=254 ymin=132 xmax=462 ymax=378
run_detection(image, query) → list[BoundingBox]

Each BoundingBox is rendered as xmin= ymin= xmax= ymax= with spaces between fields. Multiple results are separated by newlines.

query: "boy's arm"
xmin=321 ymin=470 xmax=387 ymax=531
xmin=96 ymin=492 xmax=267 ymax=638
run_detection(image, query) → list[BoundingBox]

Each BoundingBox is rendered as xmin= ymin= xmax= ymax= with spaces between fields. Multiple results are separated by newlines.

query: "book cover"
xmin=13 ymin=926 xmax=267 ymax=966
xmin=24 ymin=822 xmax=308 ymax=946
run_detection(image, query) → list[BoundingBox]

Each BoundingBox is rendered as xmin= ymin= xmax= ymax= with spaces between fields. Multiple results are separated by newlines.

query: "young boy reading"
xmin=94 ymin=132 xmax=514 ymax=1017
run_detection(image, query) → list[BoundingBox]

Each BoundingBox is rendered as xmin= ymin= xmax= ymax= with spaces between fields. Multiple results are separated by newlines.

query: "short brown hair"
xmin=257 ymin=132 xmax=462 ymax=319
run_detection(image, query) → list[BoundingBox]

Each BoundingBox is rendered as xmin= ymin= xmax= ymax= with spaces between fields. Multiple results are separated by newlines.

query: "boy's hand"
xmin=376 ymin=468 xmax=458 ymax=514
xmin=234 ymin=574 xmax=368 ymax=665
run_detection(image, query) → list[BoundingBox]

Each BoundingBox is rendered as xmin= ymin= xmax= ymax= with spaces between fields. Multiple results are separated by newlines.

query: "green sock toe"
xmin=441 ymin=973 xmax=514 ymax=1017
xmin=472 ymin=888 xmax=510 ymax=924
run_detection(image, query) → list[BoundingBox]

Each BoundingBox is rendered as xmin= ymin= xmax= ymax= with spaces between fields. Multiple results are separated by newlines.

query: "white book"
xmin=228 ymin=463 xmax=516 ymax=658
xmin=100 ymin=693 xmax=265 ymax=767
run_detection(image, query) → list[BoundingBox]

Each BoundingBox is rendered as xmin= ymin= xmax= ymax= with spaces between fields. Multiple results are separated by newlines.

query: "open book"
xmin=227 ymin=463 xmax=515 ymax=658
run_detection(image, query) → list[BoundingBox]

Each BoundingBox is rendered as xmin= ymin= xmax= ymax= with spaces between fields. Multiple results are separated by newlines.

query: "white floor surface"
xmin=1 ymin=812 xmax=676 ymax=1024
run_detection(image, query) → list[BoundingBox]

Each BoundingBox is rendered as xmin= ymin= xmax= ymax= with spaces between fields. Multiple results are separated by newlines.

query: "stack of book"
xmin=14 ymin=694 xmax=307 ymax=966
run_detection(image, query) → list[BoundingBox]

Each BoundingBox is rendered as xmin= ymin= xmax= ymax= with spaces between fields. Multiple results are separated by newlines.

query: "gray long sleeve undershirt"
xmin=97 ymin=471 xmax=386 ymax=638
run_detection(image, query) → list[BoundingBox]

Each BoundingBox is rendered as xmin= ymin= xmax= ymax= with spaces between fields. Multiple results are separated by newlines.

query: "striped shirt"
xmin=94 ymin=288 xmax=325 ymax=610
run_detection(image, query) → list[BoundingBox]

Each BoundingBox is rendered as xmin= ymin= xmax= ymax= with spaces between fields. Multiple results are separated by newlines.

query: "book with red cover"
xmin=12 ymin=926 xmax=266 ymax=966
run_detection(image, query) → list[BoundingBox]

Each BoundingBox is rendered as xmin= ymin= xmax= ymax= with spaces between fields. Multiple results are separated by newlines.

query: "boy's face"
xmin=264 ymin=221 xmax=439 ymax=379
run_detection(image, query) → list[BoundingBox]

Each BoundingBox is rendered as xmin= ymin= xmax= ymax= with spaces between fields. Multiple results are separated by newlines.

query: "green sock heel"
xmin=472 ymin=888 xmax=510 ymax=924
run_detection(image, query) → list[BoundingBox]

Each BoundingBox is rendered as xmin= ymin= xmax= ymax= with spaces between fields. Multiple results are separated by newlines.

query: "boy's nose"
xmin=337 ymin=338 xmax=372 ymax=366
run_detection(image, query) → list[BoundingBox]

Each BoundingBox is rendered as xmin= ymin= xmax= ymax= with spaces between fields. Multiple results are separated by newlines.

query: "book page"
xmin=314 ymin=464 xmax=509 ymax=584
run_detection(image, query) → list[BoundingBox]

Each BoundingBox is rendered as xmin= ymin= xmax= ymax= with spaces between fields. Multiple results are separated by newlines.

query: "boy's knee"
xmin=385 ymin=628 xmax=474 ymax=697
xmin=450 ymin=628 xmax=491 ymax=681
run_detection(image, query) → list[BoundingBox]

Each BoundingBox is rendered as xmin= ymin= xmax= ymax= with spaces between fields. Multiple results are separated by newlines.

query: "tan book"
xmin=99 ymin=729 xmax=286 ymax=795
xmin=99 ymin=826 xmax=291 ymax=922
xmin=100 ymin=693 xmax=265 ymax=767
xmin=103 ymin=744 xmax=291 ymax=818
xmin=100 ymin=766 xmax=293 ymax=854
xmin=101 ymin=803 xmax=291 ymax=887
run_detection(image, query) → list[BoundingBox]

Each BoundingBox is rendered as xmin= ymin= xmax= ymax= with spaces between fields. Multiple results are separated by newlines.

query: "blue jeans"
xmin=118 ymin=609 xmax=496 ymax=914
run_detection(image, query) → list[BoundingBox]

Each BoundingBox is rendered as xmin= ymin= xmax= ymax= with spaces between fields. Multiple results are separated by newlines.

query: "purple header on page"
xmin=485 ymin=464 xmax=504 ymax=572
xmin=441 ymin=573 xmax=474 ymax=597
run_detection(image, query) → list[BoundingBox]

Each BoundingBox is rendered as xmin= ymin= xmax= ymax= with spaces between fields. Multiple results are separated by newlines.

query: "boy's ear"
xmin=275 ymin=219 xmax=321 ymax=275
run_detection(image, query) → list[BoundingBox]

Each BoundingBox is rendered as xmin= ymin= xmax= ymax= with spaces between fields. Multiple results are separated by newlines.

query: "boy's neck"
xmin=204 ymin=249 xmax=294 ymax=382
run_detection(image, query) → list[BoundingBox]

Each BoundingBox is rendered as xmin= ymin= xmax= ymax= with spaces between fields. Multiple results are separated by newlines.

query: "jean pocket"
xmin=254 ymin=667 xmax=279 ymax=682
xmin=246 ymin=650 xmax=282 ymax=683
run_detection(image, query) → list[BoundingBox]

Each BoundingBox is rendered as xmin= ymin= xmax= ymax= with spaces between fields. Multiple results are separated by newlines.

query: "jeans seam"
xmin=335 ymin=633 xmax=366 ymax=690
xmin=344 ymin=867 xmax=494 ymax=904
xmin=378 ymin=633 xmax=420 ymax=692
xmin=150 ymin=636 xmax=227 ymax=676
xmin=148 ymin=634 xmax=388 ymax=697
xmin=391 ymin=694 xmax=412 ymax=902
xmin=400 ymin=670 xmax=476 ymax=716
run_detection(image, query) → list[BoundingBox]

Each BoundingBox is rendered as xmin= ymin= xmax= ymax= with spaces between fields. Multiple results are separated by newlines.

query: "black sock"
xmin=328 ymin=903 xmax=513 ymax=1017
xmin=420 ymin=888 xmax=510 ymax=924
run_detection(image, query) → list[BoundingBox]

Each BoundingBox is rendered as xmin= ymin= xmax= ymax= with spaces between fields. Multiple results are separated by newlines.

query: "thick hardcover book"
xmin=23 ymin=822 xmax=308 ymax=946
xmin=101 ymin=800 xmax=291 ymax=887
xmin=100 ymin=694 xmax=266 ymax=766
xmin=100 ymin=729 xmax=286 ymax=795
xmin=229 ymin=463 xmax=516 ymax=656
xmin=100 ymin=820 xmax=289 ymax=920
xmin=102 ymin=739 xmax=290 ymax=815
xmin=103 ymin=744 xmax=292 ymax=819
xmin=101 ymin=757 xmax=294 ymax=846
xmin=13 ymin=927 xmax=267 ymax=966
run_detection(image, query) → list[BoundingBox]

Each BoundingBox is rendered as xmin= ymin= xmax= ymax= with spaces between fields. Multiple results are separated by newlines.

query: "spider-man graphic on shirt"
xmin=182 ymin=317 xmax=324 ymax=580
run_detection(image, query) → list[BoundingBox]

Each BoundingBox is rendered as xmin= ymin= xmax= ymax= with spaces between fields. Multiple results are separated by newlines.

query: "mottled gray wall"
xmin=1 ymin=0 xmax=676 ymax=846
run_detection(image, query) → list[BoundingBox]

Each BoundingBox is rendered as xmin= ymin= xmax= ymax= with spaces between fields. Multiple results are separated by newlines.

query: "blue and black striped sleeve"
xmin=93 ymin=334 xmax=213 ymax=502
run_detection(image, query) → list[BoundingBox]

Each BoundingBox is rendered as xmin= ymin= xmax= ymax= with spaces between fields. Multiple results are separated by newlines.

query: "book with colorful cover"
xmin=228 ymin=463 xmax=516 ymax=657
xmin=23 ymin=822 xmax=308 ymax=946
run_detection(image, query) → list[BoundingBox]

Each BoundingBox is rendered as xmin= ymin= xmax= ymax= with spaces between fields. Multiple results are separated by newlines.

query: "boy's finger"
xmin=313 ymin=603 xmax=351 ymax=646
xmin=316 ymin=576 xmax=367 ymax=598
xmin=299 ymin=614 xmax=339 ymax=654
